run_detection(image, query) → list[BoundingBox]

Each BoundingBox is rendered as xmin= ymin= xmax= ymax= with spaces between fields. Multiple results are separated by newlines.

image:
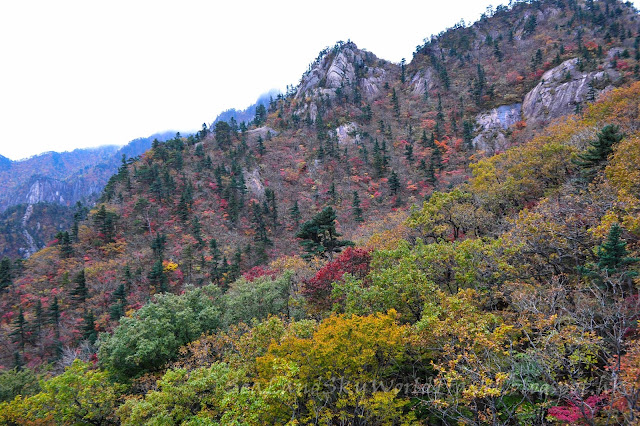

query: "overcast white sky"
xmin=0 ymin=1 xmax=638 ymax=160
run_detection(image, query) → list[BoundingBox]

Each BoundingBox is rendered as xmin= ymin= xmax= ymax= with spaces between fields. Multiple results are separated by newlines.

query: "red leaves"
xmin=302 ymin=247 xmax=371 ymax=312
xmin=243 ymin=266 xmax=278 ymax=282
xmin=548 ymin=395 xmax=606 ymax=423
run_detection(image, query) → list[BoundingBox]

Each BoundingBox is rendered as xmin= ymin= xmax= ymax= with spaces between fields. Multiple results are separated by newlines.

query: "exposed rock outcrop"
xmin=244 ymin=168 xmax=265 ymax=199
xmin=15 ymin=177 xmax=100 ymax=207
xmin=295 ymin=42 xmax=390 ymax=102
xmin=523 ymin=56 xmax=620 ymax=126
xmin=409 ymin=67 xmax=436 ymax=97
xmin=473 ymin=104 xmax=522 ymax=153
xmin=246 ymin=126 xmax=279 ymax=140
xmin=335 ymin=123 xmax=360 ymax=145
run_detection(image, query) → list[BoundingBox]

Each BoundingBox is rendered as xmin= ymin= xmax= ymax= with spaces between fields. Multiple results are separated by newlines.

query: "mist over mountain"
xmin=212 ymin=89 xmax=282 ymax=126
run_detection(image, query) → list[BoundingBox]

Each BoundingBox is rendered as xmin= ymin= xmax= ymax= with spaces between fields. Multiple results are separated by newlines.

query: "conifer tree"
xmin=265 ymin=188 xmax=278 ymax=229
xmin=597 ymin=224 xmax=638 ymax=275
xmin=296 ymin=207 xmax=354 ymax=259
xmin=463 ymin=120 xmax=474 ymax=149
xmin=70 ymin=269 xmax=88 ymax=305
xmin=352 ymin=191 xmax=364 ymax=222
xmin=420 ymin=130 xmax=429 ymax=147
xmin=82 ymin=310 xmax=97 ymax=344
xmin=405 ymin=142 xmax=414 ymax=162
xmin=257 ymin=135 xmax=266 ymax=155
xmin=391 ymin=88 xmax=400 ymax=117
xmin=148 ymin=260 xmax=168 ymax=293
xmin=110 ymin=284 xmax=127 ymax=320
xmin=33 ymin=299 xmax=42 ymax=335
xmin=574 ymin=124 xmax=624 ymax=177
xmin=426 ymin=155 xmax=437 ymax=185
xmin=0 ymin=257 xmax=12 ymax=291
xmin=10 ymin=307 xmax=27 ymax=353
xmin=191 ymin=216 xmax=203 ymax=247
xmin=56 ymin=231 xmax=73 ymax=259
xmin=389 ymin=170 xmax=401 ymax=195
xmin=289 ymin=201 xmax=301 ymax=230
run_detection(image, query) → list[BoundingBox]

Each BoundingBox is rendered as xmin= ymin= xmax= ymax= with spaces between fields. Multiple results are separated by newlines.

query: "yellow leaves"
xmin=602 ymin=133 xmax=640 ymax=237
xmin=162 ymin=261 xmax=178 ymax=272
xmin=257 ymin=310 xmax=407 ymax=384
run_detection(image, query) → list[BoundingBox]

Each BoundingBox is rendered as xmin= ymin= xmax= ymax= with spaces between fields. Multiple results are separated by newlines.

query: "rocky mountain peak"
xmin=295 ymin=41 xmax=391 ymax=102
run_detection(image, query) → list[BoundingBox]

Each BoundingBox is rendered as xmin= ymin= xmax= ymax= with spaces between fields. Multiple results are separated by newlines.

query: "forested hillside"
xmin=1 ymin=0 xmax=640 ymax=424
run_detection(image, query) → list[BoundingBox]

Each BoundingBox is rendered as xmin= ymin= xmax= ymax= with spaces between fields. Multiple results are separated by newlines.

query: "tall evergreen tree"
xmin=574 ymin=124 xmax=624 ymax=178
xmin=82 ymin=310 xmax=98 ymax=344
xmin=148 ymin=260 xmax=168 ymax=293
xmin=110 ymin=284 xmax=127 ymax=320
xmin=0 ymin=257 xmax=12 ymax=291
xmin=286 ymin=201 xmax=300 ymax=231
xmin=70 ymin=269 xmax=88 ymax=305
xmin=597 ymin=224 xmax=638 ymax=275
xmin=389 ymin=170 xmax=401 ymax=195
xmin=10 ymin=307 xmax=27 ymax=353
xmin=352 ymin=191 xmax=364 ymax=222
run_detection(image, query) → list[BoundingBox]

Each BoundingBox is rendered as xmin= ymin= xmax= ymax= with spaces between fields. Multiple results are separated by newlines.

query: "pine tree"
xmin=405 ymin=142 xmax=414 ymax=162
xmin=82 ymin=310 xmax=97 ymax=344
xmin=426 ymin=155 xmax=437 ymax=185
xmin=0 ymin=257 xmax=12 ymax=291
xmin=48 ymin=296 xmax=60 ymax=333
xmin=191 ymin=216 xmax=203 ymax=247
xmin=265 ymin=188 xmax=278 ymax=229
xmin=296 ymin=207 xmax=354 ymax=259
xmin=463 ymin=120 xmax=475 ymax=149
xmin=432 ymin=145 xmax=443 ymax=171
xmin=400 ymin=58 xmax=406 ymax=83
xmin=289 ymin=200 xmax=301 ymax=229
xmin=209 ymin=239 xmax=222 ymax=284
xmin=391 ymin=88 xmax=400 ymax=117
xmin=10 ymin=307 xmax=27 ymax=352
xmin=597 ymin=224 xmax=638 ymax=274
xmin=33 ymin=299 xmax=43 ymax=335
xmin=328 ymin=183 xmax=338 ymax=205
xmin=574 ymin=124 xmax=624 ymax=177
xmin=420 ymin=130 xmax=429 ymax=147
xmin=70 ymin=269 xmax=88 ymax=305
xmin=352 ymin=191 xmax=364 ymax=222
xmin=148 ymin=260 xmax=168 ymax=293
xmin=257 ymin=135 xmax=266 ymax=155
xmin=151 ymin=233 xmax=166 ymax=260
xmin=56 ymin=231 xmax=73 ymax=259
xmin=109 ymin=284 xmax=127 ymax=320
xmin=389 ymin=170 xmax=401 ymax=195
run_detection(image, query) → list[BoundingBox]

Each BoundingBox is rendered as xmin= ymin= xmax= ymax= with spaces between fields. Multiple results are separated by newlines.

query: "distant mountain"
xmin=0 ymin=131 xmax=176 ymax=214
xmin=212 ymin=89 xmax=281 ymax=126
xmin=0 ymin=131 xmax=177 ymax=258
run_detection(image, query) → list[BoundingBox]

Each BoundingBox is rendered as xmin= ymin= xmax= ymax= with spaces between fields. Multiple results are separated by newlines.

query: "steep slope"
xmin=0 ymin=0 xmax=639 ymax=374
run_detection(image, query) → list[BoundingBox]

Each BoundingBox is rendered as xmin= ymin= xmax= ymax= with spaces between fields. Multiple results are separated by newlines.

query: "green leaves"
xmin=98 ymin=286 xmax=222 ymax=380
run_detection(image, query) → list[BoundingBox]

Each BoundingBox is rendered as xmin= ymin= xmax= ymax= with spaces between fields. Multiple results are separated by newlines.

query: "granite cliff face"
xmin=296 ymin=42 xmax=390 ymax=102
xmin=522 ymin=53 xmax=621 ymax=126
xmin=473 ymin=103 xmax=522 ymax=153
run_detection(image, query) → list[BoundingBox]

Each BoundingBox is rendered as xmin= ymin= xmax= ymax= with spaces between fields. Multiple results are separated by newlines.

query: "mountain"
xmin=0 ymin=132 xmax=177 ymax=259
xmin=1 ymin=1 xmax=640 ymax=424
xmin=0 ymin=131 xmax=177 ymax=213
xmin=212 ymin=89 xmax=282 ymax=126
